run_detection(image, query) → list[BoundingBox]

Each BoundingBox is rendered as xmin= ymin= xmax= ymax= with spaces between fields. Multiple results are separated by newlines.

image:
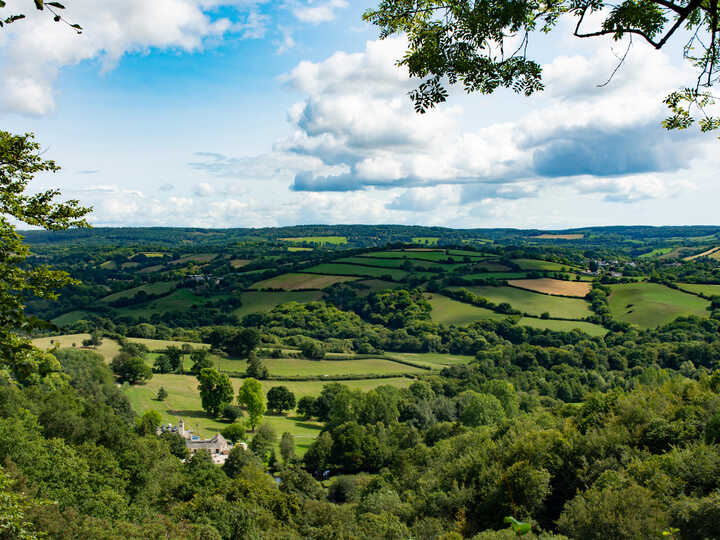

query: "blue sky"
xmin=0 ymin=0 xmax=717 ymax=229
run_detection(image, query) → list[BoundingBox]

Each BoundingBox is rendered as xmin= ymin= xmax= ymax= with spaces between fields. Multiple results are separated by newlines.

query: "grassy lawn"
xmin=100 ymin=281 xmax=176 ymax=303
xmin=517 ymin=318 xmax=607 ymax=336
xmin=280 ymin=236 xmax=347 ymax=245
xmin=250 ymin=273 xmax=359 ymax=290
xmin=456 ymin=286 xmax=593 ymax=319
xmin=511 ymin=258 xmax=584 ymax=272
xmin=608 ymin=283 xmax=711 ymax=328
xmin=677 ymin=283 xmax=720 ymax=297
xmin=123 ymin=374 xmax=412 ymax=454
xmin=233 ymin=290 xmax=324 ymax=318
xmin=427 ymin=293 xmax=509 ymax=325
xmin=305 ymin=263 xmax=408 ymax=280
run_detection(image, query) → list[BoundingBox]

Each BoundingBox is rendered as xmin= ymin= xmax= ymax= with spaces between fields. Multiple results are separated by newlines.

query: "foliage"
xmin=237 ymin=378 xmax=266 ymax=430
xmin=221 ymin=421 xmax=248 ymax=444
xmin=110 ymin=352 xmax=152 ymax=384
xmin=280 ymin=432 xmax=296 ymax=463
xmin=267 ymin=386 xmax=296 ymax=414
xmin=196 ymin=368 xmax=234 ymax=417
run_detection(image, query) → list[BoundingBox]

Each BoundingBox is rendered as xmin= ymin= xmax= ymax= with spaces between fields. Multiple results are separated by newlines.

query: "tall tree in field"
xmin=189 ymin=349 xmax=213 ymax=375
xmin=0 ymin=131 xmax=91 ymax=383
xmin=237 ymin=377 xmax=266 ymax=430
xmin=267 ymin=386 xmax=296 ymax=414
xmin=197 ymin=368 xmax=234 ymax=417
xmin=365 ymin=0 xmax=720 ymax=133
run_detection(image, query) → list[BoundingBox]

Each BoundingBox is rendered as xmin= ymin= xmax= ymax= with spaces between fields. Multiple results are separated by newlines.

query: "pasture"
xmin=508 ymin=278 xmax=591 ymax=298
xmin=32 ymin=334 xmax=122 ymax=362
xmin=336 ymin=256 xmax=451 ymax=270
xmin=230 ymin=259 xmax=251 ymax=268
xmin=233 ymin=290 xmax=324 ymax=318
xmin=457 ymin=286 xmax=593 ymax=319
xmin=52 ymin=310 xmax=95 ymax=326
xmin=472 ymin=261 xmax=513 ymax=272
xmin=677 ymin=283 xmax=720 ymax=297
xmin=462 ymin=272 xmax=530 ymax=280
xmin=530 ymin=233 xmax=584 ymax=240
xmin=517 ymin=318 xmax=607 ymax=336
xmin=427 ymin=293 xmax=509 ymax=325
xmin=99 ymin=260 xmax=118 ymax=270
xmin=123 ymin=374 xmax=412 ymax=453
xmin=305 ymin=263 xmax=408 ymax=280
xmin=361 ymin=250 xmax=467 ymax=262
xmin=250 ymin=273 xmax=359 ymax=291
xmin=387 ymin=352 xmax=475 ymax=368
xmin=137 ymin=264 xmax=164 ymax=274
xmin=113 ymin=289 xmax=216 ymax=318
xmin=280 ymin=236 xmax=347 ymax=245
xmin=608 ymin=283 xmax=710 ymax=328
xmin=511 ymin=258 xmax=584 ymax=272
xmin=639 ymin=247 xmax=673 ymax=258
xmin=169 ymin=253 xmax=217 ymax=265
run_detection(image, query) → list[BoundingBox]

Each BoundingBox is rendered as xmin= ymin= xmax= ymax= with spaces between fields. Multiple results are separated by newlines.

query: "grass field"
xmin=684 ymin=246 xmax=720 ymax=261
xmin=351 ymin=279 xmax=399 ymax=295
xmin=677 ymin=283 xmax=720 ymax=297
xmin=512 ymin=258 xmax=584 ymax=272
xmin=230 ymin=259 xmax=251 ymax=268
xmin=127 ymin=337 xmax=209 ymax=351
xmin=608 ymin=283 xmax=710 ymax=328
xmin=138 ymin=264 xmax=164 ymax=274
xmin=427 ymin=294 xmax=509 ymax=325
xmin=387 ymin=352 xmax=474 ymax=368
xmin=99 ymin=260 xmax=118 ymax=270
xmin=123 ymin=374 xmax=411 ymax=454
xmin=287 ymin=247 xmax=313 ymax=252
xmin=52 ymin=310 xmax=95 ymax=326
xmin=530 ymin=234 xmax=584 ymax=240
xmin=457 ymin=286 xmax=593 ymax=319
xmin=280 ymin=236 xmax=347 ymax=245
xmin=472 ymin=261 xmax=513 ymax=272
xmin=446 ymin=250 xmax=490 ymax=258
xmin=517 ymin=318 xmax=606 ymax=336
xmin=462 ymin=272 xmax=530 ymax=280
xmin=100 ymin=281 xmax=176 ymax=303
xmin=262 ymin=357 xmax=428 ymax=377
xmin=169 ymin=254 xmax=217 ymax=265
xmin=113 ymin=289 xmax=215 ymax=318
xmin=508 ymin=278 xmax=591 ymax=298
xmin=412 ymin=237 xmax=439 ymax=245
xmin=639 ymin=247 xmax=673 ymax=258
xmin=250 ymin=273 xmax=359 ymax=290
xmin=32 ymin=334 xmax=122 ymax=362
xmin=305 ymin=263 xmax=408 ymax=280
xmin=233 ymin=290 xmax=324 ymax=318
xmin=362 ymin=250 xmax=469 ymax=263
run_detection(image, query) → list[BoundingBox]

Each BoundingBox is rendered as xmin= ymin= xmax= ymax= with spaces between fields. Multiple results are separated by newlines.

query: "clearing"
xmin=32 ymin=334 xmax=122 ymax=362
xmin=608 ymin=282 xmax=710 ymax=328
xmin=508 ymin=278 xmax=591 ymax=298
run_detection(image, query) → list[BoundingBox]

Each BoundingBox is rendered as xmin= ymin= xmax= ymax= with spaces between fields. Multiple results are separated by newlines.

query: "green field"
xmin=387 ymin=352 xmax=475 ymax=368
xmin=52 ymin=310 xmax=96 ymax=326
xmin=677 ymin=283 xmax=720 ymax=297
xmin=457 ymin=286 xmax=593 ymax=319
xmin=127 ymin=337 xmax=209 ymax=351
xmin=169 ymin=253 xmax=217 ymax=265
xmin=280 ymin=236 xmax=347 ymax=245
xmin=100 ymin=281 xmax=176 ymax=303
xmin=639 ymin=247 xmax=673 ymax=258
xmin=427 ymin=294 xmax=509 ymax=325
xmin=123 ymin=374 xmax=411 ymax=454
xmin=517 ymin=318 xmax=607 ymax=336
xmin=113 ymin=289 xmax=217 ymax=318
xmin=250 ymin=273 xmax=359 ymax=290
xmin=362 ymin=250 xmax=467 ymax=262
xmin=233 ymin=290 xmax=324 ymax=318
xmin=287 ymin=247 xmax=313 ymax=252
xmin=336 ymin=256 xmax=455 ymax=270
xmin=32 ymin=334 xmax=122 ymax=362
xmin=412 ymin=237 xmax=439 ymax=245
xmin=608 ymin=283 xmax=711 ymax=328
xmin=462 ymin=272 xmax=530 ymax=280
xmin=472 ymin=261 xmax=513 ymax=272
xmin=99 ymin=260 xmax=118 ymax=270
xmin=512 ymin=258 xmax=584 ymax=272
xmin=305 ymin=263 xmax=408 ymax=280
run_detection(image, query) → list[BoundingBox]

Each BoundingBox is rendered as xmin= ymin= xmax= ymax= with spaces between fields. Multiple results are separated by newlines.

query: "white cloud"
xmin=192 ymin=182 xmax=215 ymax=197
xmin=0 ymin=1 xmax=268 ymax=115
xmin=287 ymin=0 xmax=349 ymax=24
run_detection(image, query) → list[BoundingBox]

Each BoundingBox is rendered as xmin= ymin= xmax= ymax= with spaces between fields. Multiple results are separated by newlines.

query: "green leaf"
xmin=0 ymin=2 xmax=7 ymax=8
xmin=46 ymin=1 xmax=65 ymax=7
xmin=34 ymin=0 xmax=43 ymax=10
xmin=70 ymin=23 xmax=82 ymax=29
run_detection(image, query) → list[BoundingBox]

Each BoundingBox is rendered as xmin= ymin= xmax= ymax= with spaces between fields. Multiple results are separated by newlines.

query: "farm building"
xmin=158 ymin=418 xmax=239 ymax=464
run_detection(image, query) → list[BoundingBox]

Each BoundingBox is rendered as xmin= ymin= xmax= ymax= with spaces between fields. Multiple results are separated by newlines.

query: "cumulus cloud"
xmin=272 ymin=32 xmax=703 ymax=205
xmin=192 ymin=182 xmax=215 ymax=197
xmin=287 ymin=0 xmax=349 ymax=24
xmin=0 ymin=1 xmax=269 ymax=115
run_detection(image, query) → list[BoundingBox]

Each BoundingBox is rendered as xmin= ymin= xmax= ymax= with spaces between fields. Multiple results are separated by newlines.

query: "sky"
xmin=0 ymin=0 xmax=717 ymax=230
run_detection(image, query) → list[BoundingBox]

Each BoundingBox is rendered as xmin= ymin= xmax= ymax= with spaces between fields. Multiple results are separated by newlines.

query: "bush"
xmin=223 ymin=405 xmax=243 ymax=422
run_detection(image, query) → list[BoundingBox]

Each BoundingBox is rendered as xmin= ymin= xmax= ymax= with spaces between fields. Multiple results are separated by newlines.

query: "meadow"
xmin=123 ymin=374 xmax=412 ymax=454
xmin=530 ymin=234 xmax=584 ymax=240
xmin=113 ymin=289 xmax=218 ymax=318
xmin=511 ymin=258 xmax=584 ymax=272
xmin=230 ymin=259 xmax=251 ymax=268
xmin=250 ymin=273 xmax=359 ymax=290
xmin=516 ymin=317 xmax=607 ymax=336
xmin=608 ymin=283 xmax=710 ymax=328
xmin=507 ymin=278 xmax=591 ymax=298
xmin=169 ymin=253 xmax=217 ymax=265
xmin=100 ymin=281 xmax=177 ymax=303
xmin=387 ymin=352 xmax=475 ymax=368
xmin=677 ymin=283 xmax=720 ymax=297
xmin=456 ymin=286 xmax=593 ymax=319
xmin=427 ymin=293 xmax=509 ymax=325
xmin=32 ymin=334 xmax=122 ymax=360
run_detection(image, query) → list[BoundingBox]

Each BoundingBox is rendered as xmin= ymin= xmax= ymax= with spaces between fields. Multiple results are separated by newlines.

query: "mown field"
xmin=250 ymin=273 xmax=359 ymax=290
xmin=233 ymin=290 xmax=324 ymax=318
xmin=123 ymin=374 xmax=412 ymax=454
xmin=508 ymin=278 xmax=591 ymax=298
xmin=427 ymin=294 xmax=509 ymax=325
xmin=677 ymin=283 xmax=720 ymax=297
xmin=455 ymin=286 xmax=593 ymax=319
xmin=608 ymin=283 xmax=710 ymax=328
xmin=511 ymin=258 xmax=584 ymax=272
xmin=305 ymin=263 xmax=408 ymax=280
